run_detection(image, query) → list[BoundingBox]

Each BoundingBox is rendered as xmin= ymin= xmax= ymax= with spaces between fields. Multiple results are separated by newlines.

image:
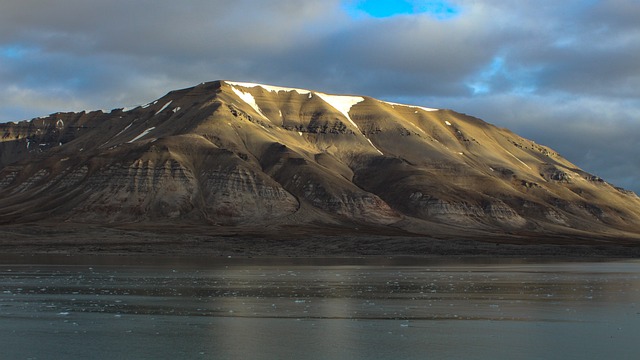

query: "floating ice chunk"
xmin=155 ymin=101 xmax=173 ymax=115
xmin=230 ymin=86 xmax=267 ymax=118
xmin=127 ymin=127 xmax=156 ymax=143
xmin=172 ymin=107 xmax=181 ymax=113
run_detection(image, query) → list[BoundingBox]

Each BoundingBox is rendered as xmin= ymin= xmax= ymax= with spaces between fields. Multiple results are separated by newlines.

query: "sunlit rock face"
xmin=1 ymin=80 xmax=640 ymax=238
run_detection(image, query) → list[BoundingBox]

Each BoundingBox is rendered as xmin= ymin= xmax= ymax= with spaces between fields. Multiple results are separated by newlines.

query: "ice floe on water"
xmin=1 ymin=260 xmax=640 ymax=359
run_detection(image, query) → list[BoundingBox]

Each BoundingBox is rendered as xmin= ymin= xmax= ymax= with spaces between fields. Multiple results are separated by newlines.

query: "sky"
xmin=1 ymin=0 xmax=639 ymax=193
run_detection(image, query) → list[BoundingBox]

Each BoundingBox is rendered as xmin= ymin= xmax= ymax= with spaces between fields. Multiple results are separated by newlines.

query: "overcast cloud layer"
xmin=1 ymin=0 xmax=638 ymax=192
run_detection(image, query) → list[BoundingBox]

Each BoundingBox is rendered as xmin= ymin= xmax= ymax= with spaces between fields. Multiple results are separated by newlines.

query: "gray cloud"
xmin=0 ymin=0 xmax=638 ymax=193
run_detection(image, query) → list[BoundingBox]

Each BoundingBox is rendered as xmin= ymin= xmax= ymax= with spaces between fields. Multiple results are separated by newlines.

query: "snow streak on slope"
xmin=384 ymin=100 xmax=438 ymax=112
xmin=314 ymin=92 xmax=383 ymax=154
xmin=506 ymin=149 xmax=532 ymax=170
xmin=230 ymin=86 xmax=267 ymax=119
xmin=100 ymin=121 xmax=135 ymax=147
xmin=142 ymin=101 xmax=157 ymax=109
xmin=127 ymin=127 xmax=156 ymax=143
xmin=315 ymin=93 xmax=364 ymax=129
xmin=307 ymin=94 xmax=434 ymax=154
xmin=366 ymin=138 xmax=384 ymax=155
xmin=115 ymin=122 xmax=134 ymax=138
xmin=155 ymin=101 xmax=173 ymax=115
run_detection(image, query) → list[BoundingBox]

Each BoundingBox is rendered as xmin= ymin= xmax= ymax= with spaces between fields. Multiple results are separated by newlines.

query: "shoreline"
xmin=1 ymin=223 xmax=640 ymax=259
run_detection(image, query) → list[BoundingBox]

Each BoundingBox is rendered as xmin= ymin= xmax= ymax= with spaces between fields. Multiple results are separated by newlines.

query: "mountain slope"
xmin=1 ymin=80 xmax=639 ymax=241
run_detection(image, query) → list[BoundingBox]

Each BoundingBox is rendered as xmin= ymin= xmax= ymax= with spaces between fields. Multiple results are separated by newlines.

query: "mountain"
xmin=1 ymin=80 xmax=640 ymax=244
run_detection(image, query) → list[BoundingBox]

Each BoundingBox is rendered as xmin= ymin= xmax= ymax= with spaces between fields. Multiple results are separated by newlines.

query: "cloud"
xmin=0 ymin=0 xmax=638 ymax=193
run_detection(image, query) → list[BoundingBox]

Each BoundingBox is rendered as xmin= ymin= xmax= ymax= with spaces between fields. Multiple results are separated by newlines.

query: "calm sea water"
xmin=1 ymin=255 xmax=639 ymax=359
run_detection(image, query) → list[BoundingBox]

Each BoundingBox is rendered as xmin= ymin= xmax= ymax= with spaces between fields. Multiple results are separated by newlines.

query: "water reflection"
xmin=1 ymin=256 xmax=639 ymax=359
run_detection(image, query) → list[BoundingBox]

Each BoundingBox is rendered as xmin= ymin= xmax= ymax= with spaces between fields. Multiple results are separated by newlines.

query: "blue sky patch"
xmin=0 ymin=44 xmax=36 ymax=60
xmin=345 ymin=0 xmax=461 ymax=19
xmin=1 ymin=46 xmax=25 ymax=60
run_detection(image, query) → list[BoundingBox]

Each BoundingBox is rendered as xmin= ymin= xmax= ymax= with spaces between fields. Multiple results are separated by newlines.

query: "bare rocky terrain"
xmin=1 ymin=80 xmax=639 ymax=256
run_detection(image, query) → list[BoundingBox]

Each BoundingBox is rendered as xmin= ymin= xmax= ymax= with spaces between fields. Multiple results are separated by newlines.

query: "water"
xmin=1 ymin=256 xmax=639 ymax=359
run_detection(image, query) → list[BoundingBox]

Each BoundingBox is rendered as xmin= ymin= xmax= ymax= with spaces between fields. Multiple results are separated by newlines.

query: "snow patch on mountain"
xmin=315 ymin=93 xmax=364 ymax=129
xmin=127 ymin=127 xmax=156 ymax=143
xmin=226 ymin=81 xmax=311 ymax=95
xmin=384 ymin=100 xmax=438 ymax=112
xmin=505 ymin=149 xmax=532 ymax=170
xmin=155 ymin=101 xmax=173 ymax=115
xmin=365 ymin=138 xmax=384 ymax=155
xmin=141 ymin=100 xmax=157 ymax=109
xmin=225 ymin=81 xmax=435 ymax=121
xmin=115 ymin=122 xmax=134 ymax=138
xmin=230 ymin=86 xmax=267 ymax=118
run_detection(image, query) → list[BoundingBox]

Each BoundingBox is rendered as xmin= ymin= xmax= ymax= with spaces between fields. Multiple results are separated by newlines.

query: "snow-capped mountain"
xmin=1 ymin=80 xmax=639 ymax=242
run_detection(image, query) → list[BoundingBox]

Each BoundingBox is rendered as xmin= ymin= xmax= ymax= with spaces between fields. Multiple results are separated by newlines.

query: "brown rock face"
xmin=1 ymin=80 xmax=639 ymax=240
